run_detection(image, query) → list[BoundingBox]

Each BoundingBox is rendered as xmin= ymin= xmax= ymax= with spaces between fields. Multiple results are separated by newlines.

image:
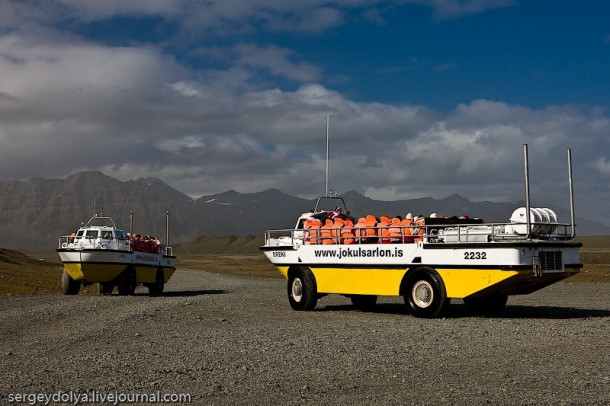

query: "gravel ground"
xmin=1 ymin=269 xmax=609 ymax=405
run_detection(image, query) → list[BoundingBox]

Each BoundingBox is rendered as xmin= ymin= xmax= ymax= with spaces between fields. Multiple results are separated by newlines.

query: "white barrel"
xmin=509 ymin=207 xmax=558 ymax=235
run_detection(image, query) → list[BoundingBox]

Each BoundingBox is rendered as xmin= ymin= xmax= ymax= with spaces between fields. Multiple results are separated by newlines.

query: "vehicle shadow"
xmin=135 ymin=289 xmax=230 ymax=297
xmin=319 ymin=302 xmax=610 ymax=320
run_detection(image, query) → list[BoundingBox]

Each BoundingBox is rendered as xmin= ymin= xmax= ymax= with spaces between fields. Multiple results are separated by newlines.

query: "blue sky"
xmin=0 ymin=0 xmax=609 ymax=227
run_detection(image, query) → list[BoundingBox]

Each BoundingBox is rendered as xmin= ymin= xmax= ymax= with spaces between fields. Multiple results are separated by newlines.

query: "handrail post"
xmin=567 ymin=148 xmax=576 ymax=239
xmin=523 ymin=144 xmax=532 ymax=239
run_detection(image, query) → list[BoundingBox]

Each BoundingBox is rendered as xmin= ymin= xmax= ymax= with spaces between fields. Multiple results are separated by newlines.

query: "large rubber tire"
xmin=287 ymin=267 xmax=318 ymax=311
xmin=148 ymin=268 xmax=165 ymax=297
xmin=98 ymin=282 xmax=114 ymax=295
xmin=350 ymin=295 xmax=378 ymax=312
xmin=403 ymin=268 xmax=450 ymax=318
xmin=61 ymin=269 xmax=80 ymax=295
xmin=464 ymin=293 xmax=508 ymax=316
xmin=117 ymin=267 xmax=136 ymax=296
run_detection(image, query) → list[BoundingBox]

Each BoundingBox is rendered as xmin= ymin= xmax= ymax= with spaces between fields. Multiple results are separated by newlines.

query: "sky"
xmin=1 ymin=0 xmax=609 ymax=226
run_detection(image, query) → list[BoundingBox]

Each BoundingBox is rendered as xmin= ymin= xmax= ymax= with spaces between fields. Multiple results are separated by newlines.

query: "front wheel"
xmin=61 ymin=269 xmax=80 ymax=295
xmin=117 ymin=267 xmax=136 ymax=295
xmin=148 ymin=268 xmax=165 ymax=296
xmin=287 ymin=267 xmax=318 ymax=311
xmin=403 ymin=268 xmax=450 ymax=318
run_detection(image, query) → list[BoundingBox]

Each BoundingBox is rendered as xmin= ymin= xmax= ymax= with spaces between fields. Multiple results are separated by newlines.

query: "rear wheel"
xmin=350 ymin=295 xmax=377 ymax=312
xmin=117 ymin=266 xmax=136 ymax=295
xmin=287 ymin=267 xmax=318 ymax=311
xmin=403 ymin=268 xmax=450 ymax=318
xmin=61 ymin=269 xmax=80 ymax=295
xmin=464 ymin=293 xmax=508 ymax=316
xmin=148 ymin=268 xmax=165 ymax=296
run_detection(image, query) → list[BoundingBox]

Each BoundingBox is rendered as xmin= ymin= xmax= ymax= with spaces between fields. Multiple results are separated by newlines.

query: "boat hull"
xmin=261 ymin=241 xmax=581 ymax=299
xmin=58 ymin=249 xmax=176 ymax=284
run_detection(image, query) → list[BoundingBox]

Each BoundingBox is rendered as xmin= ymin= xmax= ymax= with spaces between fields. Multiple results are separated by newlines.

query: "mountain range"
xmin=0 ymin=171 xmax=607 ymax=249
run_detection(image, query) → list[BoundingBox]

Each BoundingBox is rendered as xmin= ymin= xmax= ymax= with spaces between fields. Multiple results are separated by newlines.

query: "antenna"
xmin=325 ymin=114 xmax=329 ymax=197
xmin=567 ymin=148 xmax=576 ymax=238
xmin=523 ymin=144 xmax=531 ymax=238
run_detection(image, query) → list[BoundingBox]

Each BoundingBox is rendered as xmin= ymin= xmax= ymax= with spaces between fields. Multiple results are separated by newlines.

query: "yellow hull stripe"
xmin=64 ymin=263 xmax=126 ymax=283
xmin=65 ymin=263 xmax=176 ymax=284
xmin=436 ymin=268 xmax=519 ymax=298
xmin=274 ymin=265 xmax=579 ymax=298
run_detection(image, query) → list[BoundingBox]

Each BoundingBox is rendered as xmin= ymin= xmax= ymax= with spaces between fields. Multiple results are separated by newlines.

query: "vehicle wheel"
xmin=403 ymin=267 xmax=450 ymax=318
xmin=61 ymin=269 xmax=80 ymax=295
xmin=350 ymin=295 xmax=377 ymax=312
xmin=98 ymin=282 xmax=114 ymax=295
xmin=287 ymin=267 xmax=318 ymax=311
xmin=464 ymin=293 xmax=508 ymax=316
xmin=148 ymin=268 xmax=165 ymax=297
xmin=117 ymin=266 xmax=136 ymax=295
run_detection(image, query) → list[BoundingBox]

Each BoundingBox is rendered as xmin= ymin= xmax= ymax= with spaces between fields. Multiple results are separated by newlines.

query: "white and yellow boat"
xmin=57 ymin=215 xmax=176 ymax=295
xmin=261 ymin=146 xmax=582 ymax=318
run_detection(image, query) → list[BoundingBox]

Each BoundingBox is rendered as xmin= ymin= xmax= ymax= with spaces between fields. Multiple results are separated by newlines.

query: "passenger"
xmin=320 ymin=219 xmax=335 ymax=245
xmin=354 ymin=217 xmax=366 ymax=244
xmin=308 ymin=219 xmax=322 ymax=244
xmin=363 ymin=215 xmax=378 ymax=243
xmin=303 ymin=218 xmax=313 ymax=244
xmin=379 ymin=215 xmax=391 ymax=244
xmin=413 ymin=215 xmax=426 ymax=242
xmin=401 ymin=214 xmax=414 ymax=243
xmin=341 ymin=218 xmax=355 ymax=244
xmin=389 ymin=217 xmax=403 ymax=243
xmin=333 ymin=217 xmax=344 ymax=244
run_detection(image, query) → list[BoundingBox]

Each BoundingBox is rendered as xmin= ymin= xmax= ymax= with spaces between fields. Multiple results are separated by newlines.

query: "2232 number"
xmin=464 ymin=251 xmax=487 ymax=260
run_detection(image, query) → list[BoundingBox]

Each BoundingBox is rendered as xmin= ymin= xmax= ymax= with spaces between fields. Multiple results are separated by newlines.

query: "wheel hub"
xmin=292 ymin=278 xmax=303 ymax=302
xmin=412 ymin=280 xmax=433 ymax=308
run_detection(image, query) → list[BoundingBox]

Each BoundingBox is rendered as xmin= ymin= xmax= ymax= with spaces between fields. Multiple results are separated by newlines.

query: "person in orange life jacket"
xmin=332 ymin=217 xmax=345 ymax=243
xmin=363 ymin=215 xmax=378 ymax=242
xmin=354 ymin=217 xmax=366 ymax=244
xmin=320 ymin=219 xmax=335 ymax=244
xmin=379 ymin=215 xmax=391 ymax=244
xmin=341 ymin=218 xmax=355 ymax=244
xmin=389 ymin=216 xmax=403 ymax=243
xmin=401 ymin=213 xmax=415 ymax=243
xmin=307 ymin=218 xmax=322 ymax=244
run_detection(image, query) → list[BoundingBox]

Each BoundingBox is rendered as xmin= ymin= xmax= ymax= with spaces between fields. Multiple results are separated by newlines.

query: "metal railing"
xmin=264 ymin=222 xmax=575 ymax=246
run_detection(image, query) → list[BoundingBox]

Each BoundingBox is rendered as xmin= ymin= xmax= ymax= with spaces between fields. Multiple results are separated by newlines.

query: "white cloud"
xmin=0 ymin=1 xmax=607 ymax=227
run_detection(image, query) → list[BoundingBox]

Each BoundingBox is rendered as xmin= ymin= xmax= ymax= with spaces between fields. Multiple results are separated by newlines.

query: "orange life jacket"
xmin=308 ymin=219 xmax=322 ymax=244
xmin=401 ymin=219 xmax=414 ymax=243
xmin=389 ymin=218 xmax=402 ymax=242
xmin=341 ymin=218 xmax=355 ymax=244
xmin=363 ymin=215 xmax=378 ymax=241
xmin=354 ymin=217 xmax=366 ymax=243
xmin=321 ymin=219 xmax=335 ymax=245
xmin=378 ymin=215 xmax=391 ymax=244
xmin=333 ymin=218 xmax=344 ymax=244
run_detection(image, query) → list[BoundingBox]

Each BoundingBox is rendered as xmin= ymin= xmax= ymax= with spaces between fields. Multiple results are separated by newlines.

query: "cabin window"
xmin=115 ymin=230 xmax=124 ymax=240
xmin=101 ymin=230 xmax=113 ymax=240
xmin=85 ymin=230 xmax=98 ymax=239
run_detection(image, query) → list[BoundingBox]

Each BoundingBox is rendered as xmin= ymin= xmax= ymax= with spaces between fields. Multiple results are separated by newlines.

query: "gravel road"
xmin=1 ymin=269 xmax=609 ymax=405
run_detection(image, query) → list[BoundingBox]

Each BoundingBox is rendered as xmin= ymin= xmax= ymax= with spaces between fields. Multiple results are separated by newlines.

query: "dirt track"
xmin=1 ymin=269 xmax=609 ymax=405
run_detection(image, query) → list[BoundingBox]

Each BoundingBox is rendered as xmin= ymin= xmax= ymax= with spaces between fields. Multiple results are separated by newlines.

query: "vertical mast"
xmin=325 ymin=114 xmax=330 ymax=198
xmin=523 ymin=144 xmax=532 ymax=238
xmin=166 ymin=210 xmax=170 ymax=254
xmin=567 ymin=148 xmax=576 ymax=238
